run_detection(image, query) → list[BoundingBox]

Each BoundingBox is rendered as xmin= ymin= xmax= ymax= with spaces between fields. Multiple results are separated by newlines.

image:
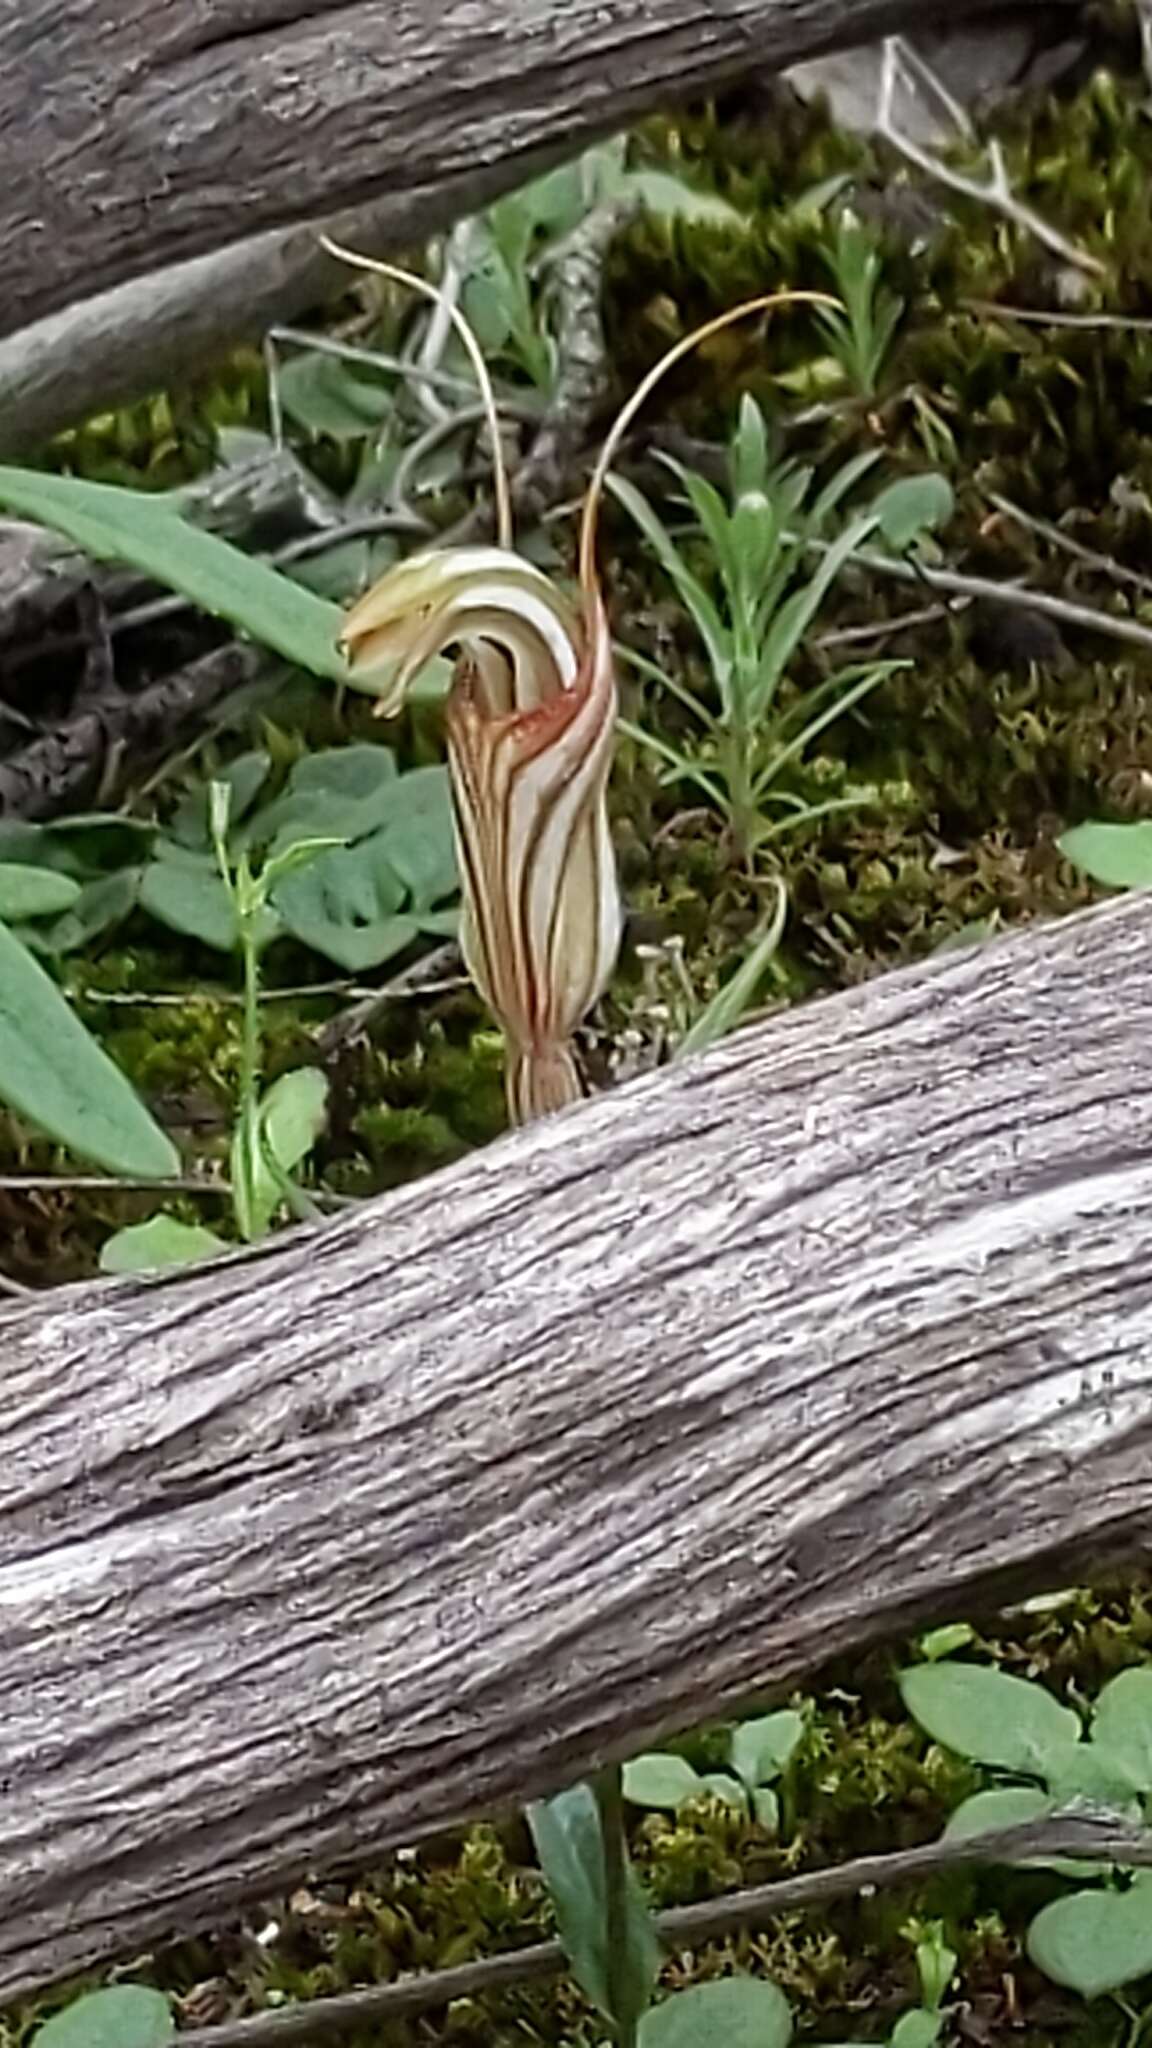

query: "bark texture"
xmin=1 ymin=889 xmax=1151 ymax=1995
xmin=0 ymin=0 xmax=1073 ymax=339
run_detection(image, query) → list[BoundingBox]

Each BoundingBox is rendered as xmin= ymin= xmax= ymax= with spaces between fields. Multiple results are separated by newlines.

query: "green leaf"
xmin=729 ymin=1710 xmax=805 ymax=1790
xmin=945 ymin=1786 xmax=1114 ymax=1879
xmin=0 ymin=864 xmax=81 ymax=920
xmin=237 ymin=1067 xmax=329 ymax=1240
xmin=622 ymin=1753 xmax=705 ymax=1811
xmin=625 ymin=168 xmax=748 ymax=227
xmin=1027 ymin=1874 xmax=1152 ymax=1998
xmin=527 ymin=1782 xmax=662 ymax=2025
xmin=32 ymin=1985 xmax=175 ymax=2048
xmin=0 ymin=466 xmax=350 ymax=682
xmin=1043 ymin=1737 xmax=1146 ymax=1812
xmin=251 ymin=744 xmax=399 ymax=852
xmin=140 ymin=850 xmax=248 ymax=953
xmin=677 ymin=887 xmax=787 ymax=1058
xmin=696 ymin=1771 xmax=750 ymax=1810
xmin=919 ymin=1623 xmax=977 ymax=1660
xmin=899 ymin=1663 xmax=1081 ymax=1774
xmin=890 ymin=2013 xmax=943 ymax=2048
xmin=751 ymin=1785 xmax=780 ymax=1831
xmin=277 ymin=352 xmax=396 ymax=440
xmin=372 ymin=764 xmax=457 ymax=905
xmin=271 ymin=835 xmax=417 ymax=971
xmin=639 ymin=1977 xmax=792 ymax=2048
xmin=169 ymin=752 xmax=272 ymax=849
xmin=29 ymin=870 xmax=143 ymax=955
xmin=1058 ymin=821 xmax=1152 ymax=891
xmin=0 ymin=917 xmax=179 ymax=1177
xmin=871 ymin=474 xmax=954 ymax=550
xmin=1093 ymin=1669 xmax=1152 ymax=1792
xmin=100 ymin=1216 xmax=229 ymax=1275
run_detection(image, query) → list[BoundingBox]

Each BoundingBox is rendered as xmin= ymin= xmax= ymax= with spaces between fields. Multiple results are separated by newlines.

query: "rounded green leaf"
xmin=639 ymin=1977 xmax=792 ymax=2048
xmin=622 ymin=1754 xmax=705 ymax=1811
xmin=730 ymin=1710 xmax=804 ymax=1789
xmin=1092 ymin=1668 xmax=1152 ymax=1792
xmin=890 ymin=2014 xmax=943 ymax=2048
xmin=140 ymin=852 xmax=242 ymax=952
xmin=0 ymin=918 xmax=179 ymax=1178
xmin=1027 ymin=1876 xmax=1152 ymax=1999
xmin=0 ymin=864 xmax=81 ymax=920
xmin=899 ymin=1663 xmax=1080 ymax=1773
xmin=33 ymin=1985 xmax=174 ymax=2048
xmin=872 ymin=473 xmax=954 ymax=549
xmin=1058 ymin=821 xmax=1152 ymax=892
xmin=944 ymin=1786 xmax=1053 ymax=1842
xmin=100 ymin=1217 xmax=228 ymax=1276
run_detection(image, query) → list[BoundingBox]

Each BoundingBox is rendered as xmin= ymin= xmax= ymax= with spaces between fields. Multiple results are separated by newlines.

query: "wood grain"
xmin=1 ymin=888 xmax=1150 ymax=1994
xmin=0 ymin=0 xmax=1070 ymax=338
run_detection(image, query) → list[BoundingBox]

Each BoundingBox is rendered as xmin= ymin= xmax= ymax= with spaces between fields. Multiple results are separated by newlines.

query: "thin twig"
xmin=878 ymin=39 xmax=1104 ymax=278
xmin=814 ymin=539 xmax=1152 ymax=658
xmin=983 ymin=492 xmax=1152 ymax=603
xmin=0 ymin=1174 xmax=231 ymax=1196
xmin=267 ymin=327 xmax=483 ymax=403
xmin=174 ymin=1814 xmax=1152 ymax=2048
xmin=961 ymin=300 xmax=1152 ymax=333
xmin=313 ymin=941 xmax=466 ymax=1057
xmin=813 ymin=600 xmax=959 ymax=652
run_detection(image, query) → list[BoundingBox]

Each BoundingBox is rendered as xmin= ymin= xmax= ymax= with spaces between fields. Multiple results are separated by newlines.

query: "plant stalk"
xmin=596 ymin=1762 xmax=639 ymax=2048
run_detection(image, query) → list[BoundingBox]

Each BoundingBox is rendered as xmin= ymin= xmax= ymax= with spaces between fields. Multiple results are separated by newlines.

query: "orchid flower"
xmin=324 ymin=236 xmax=833 ymax=1124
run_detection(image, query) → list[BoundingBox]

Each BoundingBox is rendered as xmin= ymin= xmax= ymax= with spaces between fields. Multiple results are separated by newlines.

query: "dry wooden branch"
xmin=1 ymin=887 xmax=1152 ymax=1997
xmin=0 ymin=0 xmax=1076 ymax=344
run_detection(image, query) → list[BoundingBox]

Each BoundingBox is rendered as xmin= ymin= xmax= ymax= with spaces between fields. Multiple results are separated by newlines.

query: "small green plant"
xmin=609 ymin=396 xmax=950 ymax=862
xmin=528 ymin=1771 xmax=793 ymax=2047
xmin=827 ymin=1921 xmax=957 ymax=2048
xmin=901 ymin=1657 xmax=1152 ymax=2003
xmin=100 ymin=781 xmax=336 ymax=1273
xmin=814 ymin=213 xmax=906 ymax=400
xmin=622 ymin=1708 xmax=804 ymax=1831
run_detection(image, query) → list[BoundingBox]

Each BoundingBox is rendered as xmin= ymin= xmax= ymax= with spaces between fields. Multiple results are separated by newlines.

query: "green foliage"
xmin=610 ymin=396 xmax=951 ymax=860
xmin=31 ymin=1987 xmax=174 ymax=2048
xmin=639 ymin=1976 xmax=792 ymax=2046
xmin=0 ymin=917 xmax=178 ymax=1178
xmin=902 ymin=1656 xmax=1152 ymax=2000
xmin=814 ymin=213 xmax=906 ymax=400
xmin=624 ymin=1709 xmax=804 ymax=1832
xmin=527 ymin=1781 xmax=662 ymax=2031
xmin=0 ymin=466 xmax=351 ymax=683
xmin=1059 ymin=820 xmax=1152 ymax=892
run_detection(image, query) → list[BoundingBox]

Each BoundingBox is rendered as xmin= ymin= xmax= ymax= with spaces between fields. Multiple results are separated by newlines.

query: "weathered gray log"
xmin=2 ymin=887 xmax=1152 ymax=1998
xmin=0 ymin=0 xmax=1077 ymax=342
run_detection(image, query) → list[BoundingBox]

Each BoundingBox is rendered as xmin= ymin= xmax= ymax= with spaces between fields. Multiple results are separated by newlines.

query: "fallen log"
xmin=2 ymin=887 xmax=1151 ymax=1998
xmin=0 ymin=0 xmax=1076 ymax=341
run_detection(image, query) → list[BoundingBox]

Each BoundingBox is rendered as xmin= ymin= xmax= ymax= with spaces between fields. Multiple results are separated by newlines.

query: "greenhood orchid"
xmin=324 ymin=239 xmax=833 ymax=1124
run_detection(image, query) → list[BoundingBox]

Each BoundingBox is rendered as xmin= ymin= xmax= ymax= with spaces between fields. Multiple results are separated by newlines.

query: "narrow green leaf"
xmin=639 ymin=1977 xmax=792 ymax=2048
xmin=678 ymin=885 xmax=788 ymax=1058
xmin=899 ymin=1663 xmax=1081 ymax=1774
xmin=0 ymin=466 xmax=349 ymax=681
xmin=527 ymin=1782 xmax=662 ymax=2024
xmin=100 ymin=1216 xmax=229 ymax=1275
xmin=32 ymin=1985 xmax=175 ymax=2048
xmin=0 ymin=918 xmax=179 ymax=1177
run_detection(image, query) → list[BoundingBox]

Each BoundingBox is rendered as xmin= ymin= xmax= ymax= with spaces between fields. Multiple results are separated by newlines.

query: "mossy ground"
xmin=8 ymin=24 xmax=1152 ymax=2043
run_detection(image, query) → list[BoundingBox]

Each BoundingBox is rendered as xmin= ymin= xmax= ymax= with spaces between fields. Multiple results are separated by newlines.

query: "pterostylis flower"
xmin=324 ymin=235 xmax=834 ymax=1123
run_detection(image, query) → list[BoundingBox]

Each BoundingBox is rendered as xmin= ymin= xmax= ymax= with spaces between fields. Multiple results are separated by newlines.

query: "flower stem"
xmin=596 ymin=1763 xmax=638 ymax=2048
